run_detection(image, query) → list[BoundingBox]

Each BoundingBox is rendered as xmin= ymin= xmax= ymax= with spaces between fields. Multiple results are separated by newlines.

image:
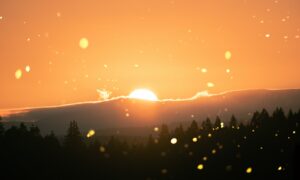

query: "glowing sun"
xmin=129 ymin=89 xmax=158 ymax=101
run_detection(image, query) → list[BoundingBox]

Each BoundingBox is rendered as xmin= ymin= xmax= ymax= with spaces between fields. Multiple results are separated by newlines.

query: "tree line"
xmin=0 ymin=108 xmax=299 ymax=179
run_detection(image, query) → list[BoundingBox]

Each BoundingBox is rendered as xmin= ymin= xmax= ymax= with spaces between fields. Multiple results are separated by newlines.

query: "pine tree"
xmin=159 ymin=124 xmax=170 ymax=145
xmin=63 ymin=120 xmax=85 ymax=151
xmin=272 ymin=107 xmax=286 ymax=121
xmin=214 ymin=116 xmax=221 ymax=129
xmin=19 ymin=122 xmax=28 ymax=135
xmin=229 ymin=115 xmax=237 ymax=128
xmin=250 ymin=111 xmax=260 ymax=127
xmin=259 ymin=108 xmax=270 ymax=127
xmin=174 ymin=124 xmax=184 ymax=138
xmin=202 ymin=118 xmax=212 ymax=131
xmin=29 ymin=125 xmax=41 ymax=137
xmin=288 ymin=109 xmax=294 ymax=120
xmin=44 ymin=131 xmax=61 ymax=149
xmin=186 ymin=120 xmax=198 ymax=136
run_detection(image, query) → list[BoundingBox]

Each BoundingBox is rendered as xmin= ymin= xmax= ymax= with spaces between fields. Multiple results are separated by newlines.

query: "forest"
xmin=0 ymin=108 xmax=299 ymax=179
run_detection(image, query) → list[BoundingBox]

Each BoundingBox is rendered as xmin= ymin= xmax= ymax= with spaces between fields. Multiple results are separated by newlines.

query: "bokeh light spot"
xmin=197 ymin=164 xmax=204 ymax=170
xmin=170 ymin=138 xmax=177 ymax=144
xmin=225 ymin=51 xmax=232 ymax=60
xmin=25 ymin=65 xmax=31 ymax=73
xmin=207 ymin=82 xmax=215 ymax=88
xmin=79 ymin=38 xmax=89 ymax=49
xmin=86 ymin=129 xmax=95 ymax=138
xmin=161 ymin=169 xmax=168 ymax=174
xmin=201 ymin=68 xmax=207 ymax=73
xmin=192 ymin=137 xmax=198 ymax=142
xmin=99 ymin=146 xmax=106 ymax=153
xmin=246 ymin=167 xmax=252 ymax=174
xmin=211 ymin=149 xmax=217 ymax=154
xmin=15 ymin=69 xmax=22 ymax=79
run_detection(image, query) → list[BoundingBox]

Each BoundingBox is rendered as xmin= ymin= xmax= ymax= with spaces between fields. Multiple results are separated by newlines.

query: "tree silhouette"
xmin=0 ymin=116 xmax=4 ymax=137
xmin=250 ymin=111 xmax=260 ymax=128
xmin=202 ymin=118 xmax=212 ymax=131
xmin=186 ymin=120 xmax=198 ymax=138
xmin=214 ymin=116 xmax=221 ymax=129
xmin=272 ymin=107 xmax=286 ymax=121
xmin=19 ymin=122 xmax=28 ymax=135
xmin=63 ymin=120 xmax=85 ymax=151
xmin=158 ymin=124 xmax=170 ymax=146
xmin=146 ymin=134 xmax=155 ymax=148
xmin=0 ymin=108 xmax=298 ymax=179
xmin=259 ymin=108 xmax=270 ymax=127
xmin=229 ymin=115 xmax=237 ymax=128
xmin=44 ymin=131 xmax=61 ymax=150
xmin=174 ymin=124 xmax=185 ymax=139
xmin=288 ymin=109 xmax=294 ymax=120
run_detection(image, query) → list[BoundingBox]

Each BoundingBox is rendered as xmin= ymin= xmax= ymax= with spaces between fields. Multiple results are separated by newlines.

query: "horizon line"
xmin=1 ymin=88 xmax=299 ymax=117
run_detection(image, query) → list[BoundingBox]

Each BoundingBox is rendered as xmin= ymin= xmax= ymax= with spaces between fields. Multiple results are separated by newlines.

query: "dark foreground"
xmin=0 ymin=108 xmax=299 ymax=179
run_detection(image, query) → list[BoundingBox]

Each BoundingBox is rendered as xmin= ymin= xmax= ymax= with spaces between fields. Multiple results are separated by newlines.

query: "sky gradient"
xmin=0 ymin=0 xmax=300 ymax=109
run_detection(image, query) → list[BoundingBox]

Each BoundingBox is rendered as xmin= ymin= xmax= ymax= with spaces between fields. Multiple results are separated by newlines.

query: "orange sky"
xmin=0 ymin=0 xmax=300 ymax=109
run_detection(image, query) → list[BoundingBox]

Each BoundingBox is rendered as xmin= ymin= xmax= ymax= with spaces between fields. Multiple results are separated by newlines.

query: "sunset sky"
xmin=0 ymin=0 xmax=300 ymax=109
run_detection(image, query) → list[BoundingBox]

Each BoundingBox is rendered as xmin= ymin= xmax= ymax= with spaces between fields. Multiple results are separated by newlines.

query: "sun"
xmin=129 ymin=89 xmax=158 ymax=101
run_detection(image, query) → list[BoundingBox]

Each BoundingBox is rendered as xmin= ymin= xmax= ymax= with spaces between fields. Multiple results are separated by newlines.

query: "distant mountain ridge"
xmin=2 ymin=89 xmax=300 ymax=135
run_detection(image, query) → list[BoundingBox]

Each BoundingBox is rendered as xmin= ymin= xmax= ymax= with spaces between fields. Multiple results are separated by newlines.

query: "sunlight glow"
xmin=191 ymin=91 xmax=210 ymax=99
xmin=97 ymin=89 xmax=111 ymax=100
xmin=129 ymin=89 xmax=158 ymax=101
